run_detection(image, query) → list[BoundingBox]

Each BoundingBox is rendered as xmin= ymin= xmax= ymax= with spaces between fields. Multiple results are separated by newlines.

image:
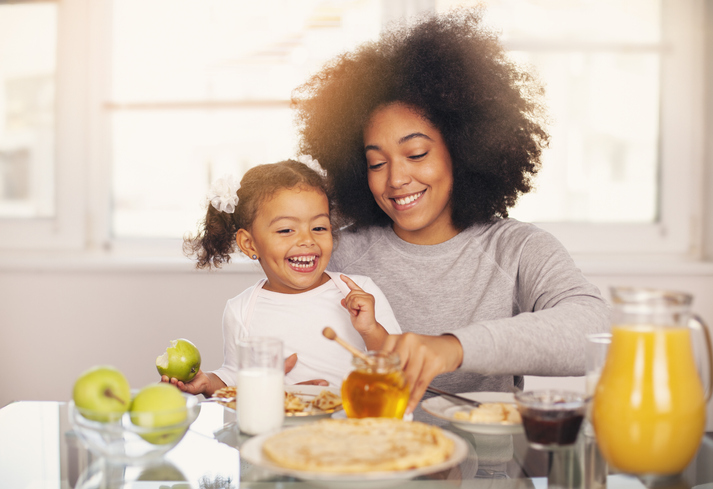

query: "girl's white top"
xmin=213 ymin=271 xmax=402 ymax=387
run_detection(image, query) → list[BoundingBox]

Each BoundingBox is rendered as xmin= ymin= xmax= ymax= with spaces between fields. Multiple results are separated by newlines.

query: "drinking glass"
xmin=584 ymin=333 xmax=611 ymax=436
xmin=237 ymin=337 xmax=284 ymax=435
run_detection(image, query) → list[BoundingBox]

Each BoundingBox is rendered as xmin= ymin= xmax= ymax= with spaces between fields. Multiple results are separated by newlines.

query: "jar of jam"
xmin=341 ymin=351 xmax=410 ymax=418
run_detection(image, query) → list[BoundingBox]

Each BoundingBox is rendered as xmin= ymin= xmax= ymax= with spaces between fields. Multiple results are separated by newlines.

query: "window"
xmin=0 ymin=0 xmax=86 ymax=250
xmin=0 ymin=0 xmax=707 ymax=259
xmin=0 ymin=2 xmax=56 ymax=220
xmin=471 ymin=0 xmax=704 ymax=255
xmin=108 ymin=0 xmax=382 ymax=241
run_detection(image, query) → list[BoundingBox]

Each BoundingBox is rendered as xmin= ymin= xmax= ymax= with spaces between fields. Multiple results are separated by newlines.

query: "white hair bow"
xmin=207 ymin=175 xmax=241 ymax=213
xmin=297 ymin=155 xmax=327 ymax=178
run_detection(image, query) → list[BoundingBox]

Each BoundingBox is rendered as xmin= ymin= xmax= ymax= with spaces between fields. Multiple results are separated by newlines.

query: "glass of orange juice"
xmin=341 ymin=351 xmax=410 ymax=418
xmin=592 ymin=287 xmax=713 ymax=484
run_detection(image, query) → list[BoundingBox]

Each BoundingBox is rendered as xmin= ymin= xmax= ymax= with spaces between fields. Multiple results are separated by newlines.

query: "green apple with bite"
xmin=130 ymin=383 xmax=188 ymax=445
xmin=72 ymin=365 xmax=131 ymax=422
xmin=156 ymin=338 xmax=201 ymax=383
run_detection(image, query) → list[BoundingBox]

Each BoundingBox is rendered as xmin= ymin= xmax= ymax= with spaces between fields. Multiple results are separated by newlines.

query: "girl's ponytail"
xmin=184 ymin=204 xmax=240 ymax=269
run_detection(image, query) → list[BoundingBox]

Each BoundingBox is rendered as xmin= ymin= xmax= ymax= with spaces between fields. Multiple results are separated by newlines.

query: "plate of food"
xmin=421 ymin=391 xmax=524 ymax=435
xmin=240 ymin=417 xmax=469 ymax=487
xmin=211 ymin=384 xmax=343 ymax=424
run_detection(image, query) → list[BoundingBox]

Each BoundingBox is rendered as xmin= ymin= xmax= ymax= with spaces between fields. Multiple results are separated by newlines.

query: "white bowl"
xmin=68 ymin=391 xmax=200 ymax=464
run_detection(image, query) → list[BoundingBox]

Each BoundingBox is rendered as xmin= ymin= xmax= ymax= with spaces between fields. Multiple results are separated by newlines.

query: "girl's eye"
xmin=313 ymin=226 xmax=329 ymax=232
xmin=409 ymin=152 xmax=428 ymax=160
xmin=368 ymin=162 xmax=386 ymax=170
xmin=277 ymin=229 xmax=293 ymax=234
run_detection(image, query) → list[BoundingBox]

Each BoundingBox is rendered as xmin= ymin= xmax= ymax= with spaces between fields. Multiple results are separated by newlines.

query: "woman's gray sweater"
xmin=328 ymin=219 xmax=611 ymax=395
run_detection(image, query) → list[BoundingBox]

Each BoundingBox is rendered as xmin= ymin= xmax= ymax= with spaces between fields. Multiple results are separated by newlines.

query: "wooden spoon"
xmin=322 ymin=327 xmax=375 ymax=365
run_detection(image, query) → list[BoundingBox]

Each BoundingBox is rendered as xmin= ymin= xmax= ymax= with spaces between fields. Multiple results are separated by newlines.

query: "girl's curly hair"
xmin=184 ymin=160 xmax=334 ymax=269
xmin=292 ymin=7 xmax=549 ymax=231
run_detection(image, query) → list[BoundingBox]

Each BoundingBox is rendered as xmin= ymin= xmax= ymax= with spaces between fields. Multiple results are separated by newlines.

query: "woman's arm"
xmin=450 ymin=230 xmax=610 ymax=376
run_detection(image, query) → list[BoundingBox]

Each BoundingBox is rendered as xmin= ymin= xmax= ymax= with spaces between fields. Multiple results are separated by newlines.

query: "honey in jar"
xmin=341 ymin=351 xmax=410 ymax=418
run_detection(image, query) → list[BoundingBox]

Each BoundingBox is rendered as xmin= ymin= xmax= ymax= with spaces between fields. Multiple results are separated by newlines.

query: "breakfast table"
xmin=1 ymin=399 xmax=711 ymax=489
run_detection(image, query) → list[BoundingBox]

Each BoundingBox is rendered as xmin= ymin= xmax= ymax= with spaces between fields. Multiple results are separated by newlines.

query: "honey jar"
xmin=341 ymin=351 xmax=410 ymax=418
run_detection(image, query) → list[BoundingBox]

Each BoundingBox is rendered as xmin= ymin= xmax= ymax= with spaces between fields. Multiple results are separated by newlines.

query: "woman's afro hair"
xmin=292 ymin=7 xmax=549 ymax=231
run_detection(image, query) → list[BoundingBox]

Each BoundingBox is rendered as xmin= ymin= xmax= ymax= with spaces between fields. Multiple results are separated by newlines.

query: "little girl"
xmin=168 ymin=158 xmax=401 ymax=397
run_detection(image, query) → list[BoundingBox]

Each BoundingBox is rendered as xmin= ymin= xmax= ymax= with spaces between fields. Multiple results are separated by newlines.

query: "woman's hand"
xmin=382 ymin=333 xmax=464 ymax=414
xmin=284 ymin=353 xmax=329 ymax=386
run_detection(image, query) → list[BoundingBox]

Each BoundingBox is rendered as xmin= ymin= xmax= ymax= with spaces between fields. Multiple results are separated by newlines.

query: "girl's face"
xmin=364 ymin=103 xmax=457 ymax=245
xmin=237 ymin=186 xmax=333 ymax=294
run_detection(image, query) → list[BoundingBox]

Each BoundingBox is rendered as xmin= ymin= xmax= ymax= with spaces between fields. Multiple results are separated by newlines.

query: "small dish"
xmin=282 ymin=385 xmax=343 ymax=425
xmin=513 ymin=390 xmax=587 ymax=450
xmin=421 ymin=391 xmax=524 ymax=435
xmin=213 ymin=385 xmax=343 ymax=425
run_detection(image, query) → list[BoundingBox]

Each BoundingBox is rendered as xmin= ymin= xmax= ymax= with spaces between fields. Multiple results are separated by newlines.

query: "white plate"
xmin=240 ymin=427 xmax=469 ymax=488
xmin=217 ymin=384 xmax=343 ymax=424
xmin=421 ymin=392 xmax=524 ymax=435
xmin=282 ymin=385 xmax=343 ymax=425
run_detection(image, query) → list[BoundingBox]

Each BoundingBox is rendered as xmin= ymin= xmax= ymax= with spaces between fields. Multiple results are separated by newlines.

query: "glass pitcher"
xmin=592 ymin=287 xmax=713 ymax=481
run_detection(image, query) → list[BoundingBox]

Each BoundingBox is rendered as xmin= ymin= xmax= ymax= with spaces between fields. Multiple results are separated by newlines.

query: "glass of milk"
xmin=237 ymin=337 xmax=284 ymax=435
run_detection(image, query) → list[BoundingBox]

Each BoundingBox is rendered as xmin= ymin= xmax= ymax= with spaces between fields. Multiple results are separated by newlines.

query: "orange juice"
xmin=592 ymin=325 xmax=706 ymax=475
xmin=341 ymin=351 xmax=409 ymax=418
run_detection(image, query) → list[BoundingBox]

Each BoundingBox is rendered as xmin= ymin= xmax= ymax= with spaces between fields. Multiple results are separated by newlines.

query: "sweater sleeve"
xmin=448 ymin=230 xmax=611 ymax=377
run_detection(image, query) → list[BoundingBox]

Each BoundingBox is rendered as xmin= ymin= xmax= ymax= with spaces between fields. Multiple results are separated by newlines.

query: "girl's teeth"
xmin=395 ymin=192 xmax=423 ymax=206
xmin=289 ymin=256 xmax=316 ymax=268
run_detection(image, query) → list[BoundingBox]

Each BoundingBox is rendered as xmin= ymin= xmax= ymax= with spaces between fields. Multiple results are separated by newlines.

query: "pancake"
xmin=262 ymin=417 xmax=454 ymax=473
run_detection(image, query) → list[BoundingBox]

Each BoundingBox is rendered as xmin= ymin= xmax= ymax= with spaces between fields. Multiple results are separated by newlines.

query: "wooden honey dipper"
xmin=322 ymin=327 xmax=375 ymax=365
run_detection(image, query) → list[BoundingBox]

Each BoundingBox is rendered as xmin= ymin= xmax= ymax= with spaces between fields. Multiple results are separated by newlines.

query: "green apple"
xmin=72 ymin=365 xmax=131 ymax=422
xmin=130 ymin=383 xmax=187 ymax=445
xmin=156 ymin=338 xmax=201 ymax=383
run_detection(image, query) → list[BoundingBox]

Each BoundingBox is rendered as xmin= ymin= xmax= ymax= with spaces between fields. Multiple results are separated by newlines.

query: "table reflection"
xmin=1 ymin=400 xmax=711 ymax=489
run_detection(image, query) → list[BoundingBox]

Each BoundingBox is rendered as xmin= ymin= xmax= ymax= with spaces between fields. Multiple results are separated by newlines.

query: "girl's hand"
xmin=161 ymin=369 xmax=211 ymax=396
xmin=340 ymin=275 xmax=383 ymax=342
xmin=382 ymin=333 xmax=464 ymax=414
xmin=284 ymin=353 xmax=329 ymax=386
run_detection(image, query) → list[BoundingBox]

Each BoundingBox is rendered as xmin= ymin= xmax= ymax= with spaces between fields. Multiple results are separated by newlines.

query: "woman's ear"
xmin=236 ymin=229 xmax=258 ymax=259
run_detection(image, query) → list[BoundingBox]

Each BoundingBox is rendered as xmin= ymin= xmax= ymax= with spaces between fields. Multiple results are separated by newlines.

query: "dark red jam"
xmin=520 ymin=409 xmax=584 ymax=447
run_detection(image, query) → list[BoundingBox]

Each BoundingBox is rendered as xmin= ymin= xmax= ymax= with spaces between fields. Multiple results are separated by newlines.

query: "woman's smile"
xmin=391 ymin=190 xmax=426 ymax=209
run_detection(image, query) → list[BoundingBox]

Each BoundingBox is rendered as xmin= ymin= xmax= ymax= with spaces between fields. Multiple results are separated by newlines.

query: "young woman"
xmin=292 ymin=8 xmax=610 ymax=414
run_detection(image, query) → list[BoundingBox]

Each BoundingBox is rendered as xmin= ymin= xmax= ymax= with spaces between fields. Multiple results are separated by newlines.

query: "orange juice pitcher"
xmin=592 ymin=287 xmax=713 ymax=481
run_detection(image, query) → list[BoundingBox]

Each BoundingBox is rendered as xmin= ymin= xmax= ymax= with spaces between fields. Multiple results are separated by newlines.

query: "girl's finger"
xmin=340 ymin=274 xmax=363 ymax=292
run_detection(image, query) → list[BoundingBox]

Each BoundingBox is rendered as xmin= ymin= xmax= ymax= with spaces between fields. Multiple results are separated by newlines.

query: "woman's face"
xmin=364 ymin=103 xmax=457 ymax=245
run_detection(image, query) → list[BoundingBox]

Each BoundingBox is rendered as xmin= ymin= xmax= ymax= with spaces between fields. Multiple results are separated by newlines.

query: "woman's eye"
xmin=368 ymin=162 xmax=386 ymax=170
xmin=409 ymin=152 xmax=428 ymax=160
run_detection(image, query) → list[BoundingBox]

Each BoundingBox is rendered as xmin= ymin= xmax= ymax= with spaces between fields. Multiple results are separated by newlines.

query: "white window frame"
xmin=0 ymin=0 xmax=89 ymax=250
xmin=0 ymin=0 xmax=708 ymax=262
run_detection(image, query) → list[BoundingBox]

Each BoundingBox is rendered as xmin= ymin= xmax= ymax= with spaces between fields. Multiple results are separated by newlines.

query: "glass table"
xmin=1 ymin=400 xmax=711 ymax=489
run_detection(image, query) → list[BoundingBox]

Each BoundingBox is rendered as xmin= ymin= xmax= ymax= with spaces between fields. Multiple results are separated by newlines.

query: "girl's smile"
xmin=364 ymin=103 xmax=457 ymax=245
xmin=237 ymin=187 xmax=333 ymax=294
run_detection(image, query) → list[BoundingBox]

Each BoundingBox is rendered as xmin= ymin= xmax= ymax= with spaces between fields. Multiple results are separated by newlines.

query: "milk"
xmin=237 ymin=367 xmax=284 ymax=435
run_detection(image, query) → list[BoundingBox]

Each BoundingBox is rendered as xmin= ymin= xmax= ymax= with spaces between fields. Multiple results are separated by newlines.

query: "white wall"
xmin=0 ymin=260 xmax=264 ymax=407
xmin=2 ymin=258 xmax=712 ymax=428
